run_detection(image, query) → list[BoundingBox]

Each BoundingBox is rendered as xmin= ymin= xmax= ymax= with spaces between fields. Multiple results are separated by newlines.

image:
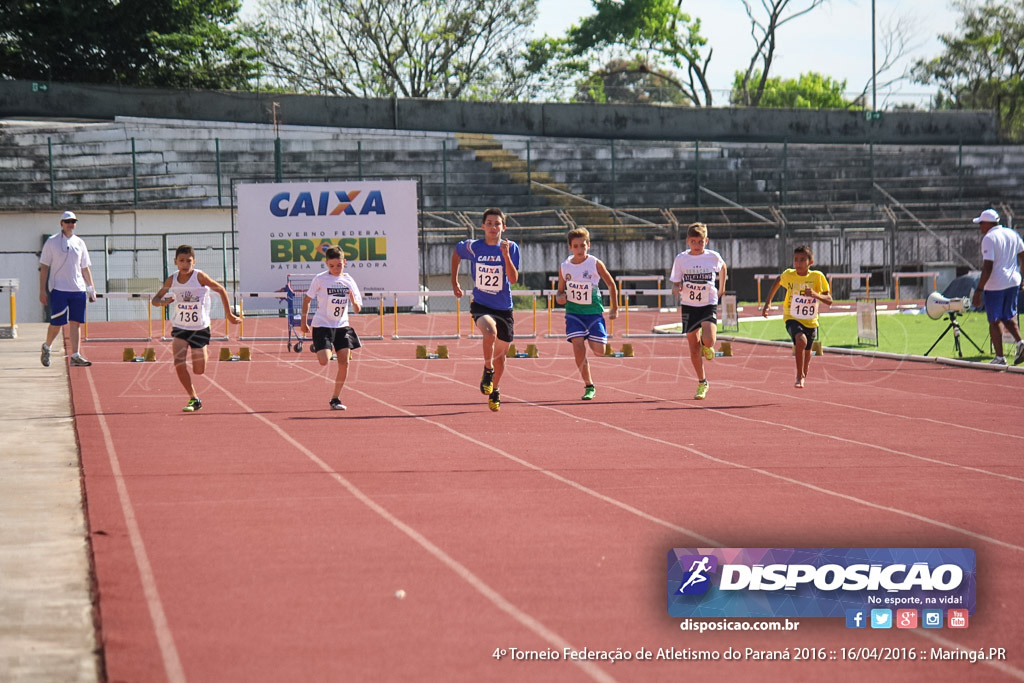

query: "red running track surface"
xmin=69 ymin=317 xmax=1024 ymax=682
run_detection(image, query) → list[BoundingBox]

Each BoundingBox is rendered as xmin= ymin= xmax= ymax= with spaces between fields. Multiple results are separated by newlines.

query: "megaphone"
xmin=925 ymin=291 xmax=969 ymax=320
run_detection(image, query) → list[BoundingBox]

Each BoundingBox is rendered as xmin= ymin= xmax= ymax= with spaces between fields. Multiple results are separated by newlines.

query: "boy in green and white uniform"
xmin=556 ymin=227 xmax=618 ymax=400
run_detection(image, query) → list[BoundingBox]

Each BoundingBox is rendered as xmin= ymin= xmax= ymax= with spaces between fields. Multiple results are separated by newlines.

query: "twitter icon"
xmin=870 ymin=609 xmax=893 ymax=629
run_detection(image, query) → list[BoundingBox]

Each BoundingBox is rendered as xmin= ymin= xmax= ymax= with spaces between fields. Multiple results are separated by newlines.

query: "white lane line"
xmin=84 ymin=371 xmax=186 ymax=683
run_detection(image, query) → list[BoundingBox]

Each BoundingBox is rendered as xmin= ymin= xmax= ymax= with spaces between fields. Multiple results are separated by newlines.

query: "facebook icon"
xmin=845 ymin=609 xmax=867 ymax=629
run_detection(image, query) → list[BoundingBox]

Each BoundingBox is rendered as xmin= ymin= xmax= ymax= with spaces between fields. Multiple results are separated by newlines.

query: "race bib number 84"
xmin=682 ymin=281 xmax=711 ymax=304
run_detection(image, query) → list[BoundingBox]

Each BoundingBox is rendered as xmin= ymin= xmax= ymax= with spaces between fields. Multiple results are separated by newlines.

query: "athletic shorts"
xmin=565 ymin=312 xmax=608 ymax=344
xmin=172 ymin=326 xmax=212 ymax=349
xmin=312 ymin=326 xmax=362 ymax=353
xmin=48 ymin=289 xmax=87 ymax=326
xmin=785 ymin=319 xmax=817 ymax=344
xmin=983 ymin=286 xmax=1020 ymax=323
xmin=470 ymin=301 xmax=515 ymax=343
xmin=680 ymin=304 xmax=717 ymax=334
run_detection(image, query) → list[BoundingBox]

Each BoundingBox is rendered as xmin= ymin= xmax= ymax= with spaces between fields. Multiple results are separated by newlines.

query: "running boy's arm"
xmin=300 ymin=294 xmax=313 ymax=336
xmin=450 ymin=250 xmax=464 ymax=298
xmin=500 ymin=239 xmax=519 ymax=285
xmin=197 ymin=271 xmax=241 ymax=324
xmin=761 ymin=276 xmax=783 ymax=317
xmin=348 ymin=280 xmax=362 ymax=314
xmin=803 ymin=278 xmax=833 ymax=306
xmin=555 ymin=266 xmax=567 ymax=306
xmin=596 ymin=259 xmax=619 ymax=319
xmin=717 ymin=263 xmax=728 ymax=300
xmin=152 ymin=276 xmax=176 ymax=307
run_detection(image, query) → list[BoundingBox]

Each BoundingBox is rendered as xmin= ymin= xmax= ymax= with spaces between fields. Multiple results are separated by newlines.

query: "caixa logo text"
xmin=717 ymin=563 xmax=963 ymax=592
xmin=270 ymin=190 xmax=386 ymax=217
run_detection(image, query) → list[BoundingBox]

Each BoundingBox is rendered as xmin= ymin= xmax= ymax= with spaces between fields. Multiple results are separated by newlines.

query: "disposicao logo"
xmin=667 ymin=548 xmax=975 ymax=619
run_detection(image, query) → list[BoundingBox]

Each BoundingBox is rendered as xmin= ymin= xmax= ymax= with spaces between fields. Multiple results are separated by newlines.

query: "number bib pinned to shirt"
xmin=790 ymin=294 xmax=818 ymax=320
xmin=566 ymin=280 xmax=592 ymax=305
xmin=172 ymin=301 xmax=203 ymax=328
xmin=682 ymin=281 xmax=711 ymax=305
xmin=475 ymin=264 xmax=503 ymax=293
xmin=324 ymin=295 xmax=348 ymax=323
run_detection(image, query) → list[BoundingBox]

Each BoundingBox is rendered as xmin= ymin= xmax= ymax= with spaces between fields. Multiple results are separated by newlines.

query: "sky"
xmin=240 ymin=0 xmax=961 ymax=107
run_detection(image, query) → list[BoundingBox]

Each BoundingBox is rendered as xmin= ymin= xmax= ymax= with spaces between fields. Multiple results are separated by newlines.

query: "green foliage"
xmin=0 ymin=0 xmax=257 ymax=89
xmin=729 ymin=70 xmax=854 ymax=109
xmin=912 ymin=0 xmax=1024 ymax=141
xmin=247 ymin=0 xmax=539 ymax=99
xmin=556 ymin=0 xmax=711 ymax=105
xmin=574 ymin=57 xmax=690 ymax=105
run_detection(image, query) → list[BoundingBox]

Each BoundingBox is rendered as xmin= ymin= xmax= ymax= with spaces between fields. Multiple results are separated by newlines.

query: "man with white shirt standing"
xmin=38 ymin=210 xmax=97 ymax=367
xmin=970 ymin=208 xmax=1024 ymax=365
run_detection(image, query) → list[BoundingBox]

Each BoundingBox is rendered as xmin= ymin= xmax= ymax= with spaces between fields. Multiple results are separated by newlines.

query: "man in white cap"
xmin=970 ymin=208 xmax=1024 ymax=365
xmin=38 ymin=210 xmax=97 ymax=367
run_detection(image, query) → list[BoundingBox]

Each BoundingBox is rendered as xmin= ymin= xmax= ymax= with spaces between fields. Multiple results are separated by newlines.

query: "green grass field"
xmin=725 ymin=309 xmax=999 ymax=361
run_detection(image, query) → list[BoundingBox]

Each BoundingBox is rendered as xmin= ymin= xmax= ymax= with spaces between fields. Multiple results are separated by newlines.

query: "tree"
xmin=246 ymin=0 xmax=538 ymax=99
xmin=562 ymin=0 xmax=713 ymax=105
xmin=575 ymin=57 xmax=690 ymax=104
xmin=730 ymin=71 xmax=852 ymax=109
xmin=0 ymin=0 xmax=256 ymax=89
xmin=732 ymin=0 xmax=828 ymax=107
xmin=912 ymin=0 xmax=1024 ymax=140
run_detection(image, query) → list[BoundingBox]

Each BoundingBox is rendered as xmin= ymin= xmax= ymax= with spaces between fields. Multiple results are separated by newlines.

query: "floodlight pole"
xmin=871 ymin=0 xmax=877 ymax=111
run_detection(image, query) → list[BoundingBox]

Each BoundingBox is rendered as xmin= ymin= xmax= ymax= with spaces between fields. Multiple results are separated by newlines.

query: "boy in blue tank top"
xmin=451 ymin=209 xmax=521 ymax=412
xmin=555 ymin=227 xmax=618 ymax=400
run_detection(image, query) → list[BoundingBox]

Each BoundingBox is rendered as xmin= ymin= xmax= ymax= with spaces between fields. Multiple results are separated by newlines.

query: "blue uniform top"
xmin=455 ymin=238 xmax=521 ymax=310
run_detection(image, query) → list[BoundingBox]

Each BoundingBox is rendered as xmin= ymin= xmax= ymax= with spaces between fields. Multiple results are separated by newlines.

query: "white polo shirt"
xmin=40 ymin=232 xmax=92 ymax=292
xmin=981 ymin=225 xmax=1024 ymax=290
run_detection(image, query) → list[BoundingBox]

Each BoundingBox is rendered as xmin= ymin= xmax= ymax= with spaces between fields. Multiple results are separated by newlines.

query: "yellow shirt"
xmin=779 ymin=269 xmax=829 ymax=327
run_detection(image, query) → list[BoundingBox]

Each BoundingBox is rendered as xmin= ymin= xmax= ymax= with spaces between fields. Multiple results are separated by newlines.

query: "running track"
xmin=70 ymin=315 xmax=1024 ymax=682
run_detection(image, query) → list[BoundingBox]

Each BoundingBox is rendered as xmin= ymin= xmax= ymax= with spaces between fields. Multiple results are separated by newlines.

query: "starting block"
xmin=415 ymin=345 xmax=450 ymax=359
xmin=719 ymin=341 xmax=733 ymax=357
xmin=122 ymin=347 xmax=157 ymax=362
xmin=219 ymin=347 xmax=251 ymax=362
xmin=604 ymin=343 xmax=635 ymax=358
xmin=506 ymin=343 xmax=539 ymax=358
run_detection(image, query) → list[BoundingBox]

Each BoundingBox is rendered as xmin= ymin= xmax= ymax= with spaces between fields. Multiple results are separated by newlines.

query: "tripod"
xmin=924 ymin=311 xmax=984 ymax=357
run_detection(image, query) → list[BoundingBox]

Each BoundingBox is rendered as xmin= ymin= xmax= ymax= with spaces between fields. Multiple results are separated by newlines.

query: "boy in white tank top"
xmin=152 ymin=245 xmax=240 ymax=412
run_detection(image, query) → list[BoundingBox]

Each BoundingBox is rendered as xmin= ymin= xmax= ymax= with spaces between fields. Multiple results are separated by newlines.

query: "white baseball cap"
xmin=60 ymin=210 xmax=78 ymax=222
xmin=972 ymin=209 xmax=999 ymax=224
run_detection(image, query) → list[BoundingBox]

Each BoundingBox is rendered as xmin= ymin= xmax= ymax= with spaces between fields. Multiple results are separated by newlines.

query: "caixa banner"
xmin=667 ymin=548 xmax=975 ymax=618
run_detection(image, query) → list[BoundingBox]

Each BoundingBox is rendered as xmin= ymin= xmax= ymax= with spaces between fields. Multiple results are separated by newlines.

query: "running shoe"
xmin=582 ymin=385 xmax=596 ymax=401
xmin=480 ymin=367 xmax=495 ymax=395
xmin=701 ymin=343 xmax=715 ymax=361
xmin=989 ymin=357 xmax=1007 ymax=366
xmin=70 ymin=354 xmax=92 ymax=367
xmin=694 ymin=380 xmax=709 ymax=400
xmin=1015 ymin=342 xmax=1024 ymax=366
xmin=40 ymin=343 xmax=50 ymax=367
xmin=183 ymin=397 xmax=202 ymax=412
xmin=329 ymin=398 xmax=347 ymax=411
xmin=488 ymin=389 xmax=500 ymax=412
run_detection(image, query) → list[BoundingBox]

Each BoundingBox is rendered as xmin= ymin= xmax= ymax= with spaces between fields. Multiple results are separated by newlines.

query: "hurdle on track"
xmin=390 ymin=290 xmax=459 ymax=340
xmin=756 ymin=272 xmax=873 ymax=307
xmin=84 ymin=292 xmax=156 ymax=342
xmin=1 ymin=278 xmax=18 ymax=338
xmin=893 ymin=272 xmax=939 ymax=308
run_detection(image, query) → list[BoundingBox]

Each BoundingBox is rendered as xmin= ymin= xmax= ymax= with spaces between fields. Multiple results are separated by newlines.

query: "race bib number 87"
xmin=475 ymin=264 xmax=503 ymax=293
